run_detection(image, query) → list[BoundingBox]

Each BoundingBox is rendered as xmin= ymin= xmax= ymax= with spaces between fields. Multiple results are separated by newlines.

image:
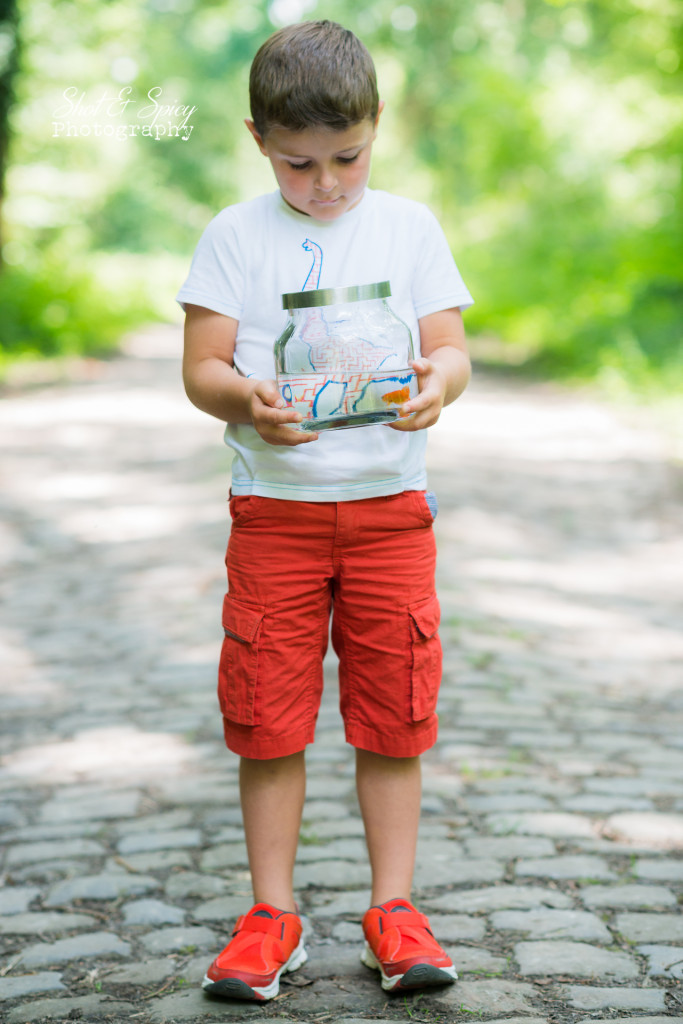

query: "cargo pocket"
xmin=409 ymin=594 xmax=442 ymax=721
xmin=218 ymin=594 xmax=266 ymax=726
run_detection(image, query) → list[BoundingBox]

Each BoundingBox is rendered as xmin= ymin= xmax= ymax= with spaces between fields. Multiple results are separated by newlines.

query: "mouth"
xmin=313 ymin=196 xmax=342 ymax=205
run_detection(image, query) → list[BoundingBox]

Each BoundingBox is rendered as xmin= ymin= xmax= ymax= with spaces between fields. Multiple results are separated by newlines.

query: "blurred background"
xmin=0 ymin=0 xmax=680 ymax=397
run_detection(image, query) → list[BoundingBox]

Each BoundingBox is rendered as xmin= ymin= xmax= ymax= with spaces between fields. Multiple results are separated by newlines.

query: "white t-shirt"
xmin=176 ymin=188 xmax=473 ymax=501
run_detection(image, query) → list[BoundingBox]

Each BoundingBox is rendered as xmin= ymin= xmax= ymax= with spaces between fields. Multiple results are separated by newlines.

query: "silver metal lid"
xmin=281 ymin=281 xmax=391 ymax=310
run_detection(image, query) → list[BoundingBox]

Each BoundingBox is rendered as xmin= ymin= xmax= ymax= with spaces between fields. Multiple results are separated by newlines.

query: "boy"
xmin=177 ymin=20 xmax=473 ymax=1002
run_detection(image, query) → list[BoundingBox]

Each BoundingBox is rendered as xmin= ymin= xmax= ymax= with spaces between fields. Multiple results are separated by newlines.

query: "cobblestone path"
xmin=1 ymin=326 xmax=682 ymax=1023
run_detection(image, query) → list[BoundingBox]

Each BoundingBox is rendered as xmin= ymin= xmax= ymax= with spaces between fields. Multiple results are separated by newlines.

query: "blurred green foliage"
xmin=1 ymin=0 xmax=681 ymax=395
xmin=0 ymin=248 xmax=155 ymax=370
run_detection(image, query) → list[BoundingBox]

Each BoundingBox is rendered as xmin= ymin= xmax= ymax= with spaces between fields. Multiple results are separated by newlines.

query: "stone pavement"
xmin=1 ymin=324 xmax=682 ymax=1024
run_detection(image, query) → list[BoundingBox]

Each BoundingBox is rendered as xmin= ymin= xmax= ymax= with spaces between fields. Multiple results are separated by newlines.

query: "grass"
xmin=0 ymin=249 xmax=179 ymax=383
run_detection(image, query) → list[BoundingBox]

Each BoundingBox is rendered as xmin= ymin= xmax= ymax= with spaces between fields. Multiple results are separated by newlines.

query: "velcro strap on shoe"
xmin=384 ymin=911 xmax=430 ymax=931
xmin=239 ymin=915 xmax=286 ymax=937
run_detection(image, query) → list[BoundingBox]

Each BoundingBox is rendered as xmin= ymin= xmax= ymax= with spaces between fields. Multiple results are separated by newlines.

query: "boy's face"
xmin=246 ymin=108 xmax=383 ymax=222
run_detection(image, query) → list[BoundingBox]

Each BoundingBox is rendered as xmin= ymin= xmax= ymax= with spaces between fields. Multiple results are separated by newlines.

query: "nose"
xmin=314 ymin=165 xmax=337 ymax=192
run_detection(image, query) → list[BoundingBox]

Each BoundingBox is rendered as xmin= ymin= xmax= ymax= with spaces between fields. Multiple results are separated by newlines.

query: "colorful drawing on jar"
xmin=281 ymin=370 xmax=416 ymax=423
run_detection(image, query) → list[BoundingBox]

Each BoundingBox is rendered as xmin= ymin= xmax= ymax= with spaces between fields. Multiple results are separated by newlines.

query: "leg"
xmin=240 ymin=751 xmax=306 ymax=913
xmin=357 ymin=748 xmax=457 ymax=991
xmin=355 ymin=748 xmax=421 ymax=906
xmin=203 ymin=752 xmax=307 ymax=1000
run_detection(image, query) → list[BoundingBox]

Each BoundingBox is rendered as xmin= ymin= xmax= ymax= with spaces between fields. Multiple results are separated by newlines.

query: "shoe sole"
xmin=203 ymin=940 xmax=308 ymax=1001
xmin=361 ymin=942 xmax=457 ymax=992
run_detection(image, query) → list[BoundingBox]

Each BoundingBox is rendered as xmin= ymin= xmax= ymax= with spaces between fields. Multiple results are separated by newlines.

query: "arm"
xmin=182 ymin=303 xmax=318 ymax=445
xmin=389 ymin=307 xmax=471 ymax=431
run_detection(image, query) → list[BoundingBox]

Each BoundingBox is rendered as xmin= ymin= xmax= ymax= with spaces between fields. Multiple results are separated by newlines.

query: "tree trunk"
xmin=0 ymin=0 xmax=20 ymax=270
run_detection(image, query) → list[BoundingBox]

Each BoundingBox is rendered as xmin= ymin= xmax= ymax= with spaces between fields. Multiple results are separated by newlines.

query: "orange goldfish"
xmin=380 ymin=385 xmax=410 ymax=406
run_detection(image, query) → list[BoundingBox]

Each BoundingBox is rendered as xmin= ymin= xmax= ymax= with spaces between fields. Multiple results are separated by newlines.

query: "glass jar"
xmin=274 ymin=281 xmax=417 ymax=431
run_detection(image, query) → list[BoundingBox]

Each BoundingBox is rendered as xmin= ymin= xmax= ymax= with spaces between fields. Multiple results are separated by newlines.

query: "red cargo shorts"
xmin=218 ymin=490 xmax=442 ymax=759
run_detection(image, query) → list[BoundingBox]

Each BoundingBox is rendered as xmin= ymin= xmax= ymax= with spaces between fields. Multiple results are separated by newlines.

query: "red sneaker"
xmin=361 ymin=898 xmax=457 ymax=992
xmin=202 ymin=902 xmax=307 ymax=1001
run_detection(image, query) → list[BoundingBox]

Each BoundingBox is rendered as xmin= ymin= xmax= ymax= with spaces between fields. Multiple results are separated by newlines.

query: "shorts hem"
xmin=345 ymin=717 xmax=438 ymax=758
xmin=223 ymin=719 xmax=314 ymax=760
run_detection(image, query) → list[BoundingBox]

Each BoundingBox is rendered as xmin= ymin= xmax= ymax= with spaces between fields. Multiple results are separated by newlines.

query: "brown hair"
xmin=249 ymin=20 xmax=379 ymax=137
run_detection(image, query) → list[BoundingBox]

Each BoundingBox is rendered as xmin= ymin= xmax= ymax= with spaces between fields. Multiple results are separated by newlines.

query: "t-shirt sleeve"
xmin=411 ymin=205 xmax=474 ymax=318
xmin=175 ymin=209 xmax=245 ymax=319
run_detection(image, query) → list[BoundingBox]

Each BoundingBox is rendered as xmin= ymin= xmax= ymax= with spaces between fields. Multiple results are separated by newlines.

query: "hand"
xmin=248 ymin=379 xmax=319 ymax=446
xmin=388 ymin=358 xmax=448 ymax=432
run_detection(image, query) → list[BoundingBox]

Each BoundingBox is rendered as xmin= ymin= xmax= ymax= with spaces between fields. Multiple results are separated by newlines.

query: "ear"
xmin=371 ymin=100 xmax=385 ymax=137
xmin=245 ymin=118 xmax=268 ymax=155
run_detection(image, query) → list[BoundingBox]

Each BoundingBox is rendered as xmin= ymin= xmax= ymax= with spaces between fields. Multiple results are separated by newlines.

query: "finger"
xmin=254 ymin=403 xmax=303 ymax=429
xmin=387 ymin=404 xmax=439 ymax=431
xmin=276 ymin=406 xmax=306 ymax=425
xmin=387 ymin=406 xmax=423 ymax=430
xmin=400 ymin=391 xmax=428 ymax=413
xmin=266 ymin=427 xmax=319 ymax=446
xmin=255 ymin=380 xmax=287 ymax=409
xmin=398 ymin=388 xmax=436 ymax=417
xmin=290 ymin=429 xmax=319 ymax=444
xmin=258 ymin=414 xmax=319 ymax=442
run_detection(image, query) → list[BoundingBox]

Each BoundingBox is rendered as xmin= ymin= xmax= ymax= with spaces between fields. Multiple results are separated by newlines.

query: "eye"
xmin=288 ymin=161 xmax=311 ymax=171
xmin=337 ymin=154 xmax=360 ymax=164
